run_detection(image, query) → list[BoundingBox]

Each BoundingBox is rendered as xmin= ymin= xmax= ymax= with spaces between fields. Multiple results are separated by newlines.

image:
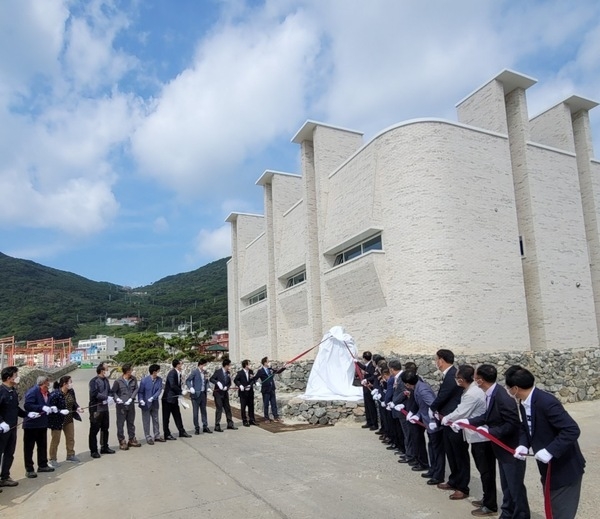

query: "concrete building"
xmin=77 ymin=335 xmax=124 ymax=361
xmin=227 ymin=70 xmax=600 ymax=362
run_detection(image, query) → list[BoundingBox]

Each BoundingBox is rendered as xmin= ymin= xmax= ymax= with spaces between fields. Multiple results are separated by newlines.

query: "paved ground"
xmin=1 ymin=368 xmax=598 ymax=518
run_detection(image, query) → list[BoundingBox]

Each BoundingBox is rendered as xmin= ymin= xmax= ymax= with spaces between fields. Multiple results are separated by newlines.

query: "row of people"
xmin=357 ymin=349 xmax=585 ymax=519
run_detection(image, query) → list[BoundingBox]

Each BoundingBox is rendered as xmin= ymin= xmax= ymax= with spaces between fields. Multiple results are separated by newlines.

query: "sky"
xmin=1 ymin=0 xmax=599 ymax=288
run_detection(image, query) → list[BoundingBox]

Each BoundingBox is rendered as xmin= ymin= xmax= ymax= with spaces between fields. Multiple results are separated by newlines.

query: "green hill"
xmin=0 ymin=252 xmax=229 ymax=341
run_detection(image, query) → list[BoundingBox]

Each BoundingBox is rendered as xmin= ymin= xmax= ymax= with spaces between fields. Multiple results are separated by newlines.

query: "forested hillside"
xmin=0 ymin=252 xmax=229 ymax=341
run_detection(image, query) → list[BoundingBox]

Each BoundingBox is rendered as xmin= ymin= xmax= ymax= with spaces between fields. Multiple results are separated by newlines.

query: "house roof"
xmin=205 ymin=344 xmax=228 ymax=352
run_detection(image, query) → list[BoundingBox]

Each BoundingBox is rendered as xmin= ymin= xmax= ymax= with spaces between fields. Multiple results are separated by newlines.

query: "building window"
xmin=247 ymin=289 xmax=267 ymax=306
xmin=519 ymin=236 xmax=525 ymax=258
xmin=334 ymin=234 xmax=382 ymax=266
xmin=286 ymin=271 xmax=306 ymax=288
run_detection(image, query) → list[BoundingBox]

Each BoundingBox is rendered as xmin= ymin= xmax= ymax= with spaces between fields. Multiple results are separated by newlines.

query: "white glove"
xmin=139 ymin=400 xmax=145 ymax=407
xmin=434 ymin=411 xmax=441 ymax=421
xmin=386 ymin=402 xmax=394 ymax=410
xmin=394 ymin=404 xmax=404 ymax=412
xmin=102 ymin=400 xmax=108 ymax=405
xmin=189 ymin=387 xmax=196 ymax=394
xmin=59 ymin=409 xmax=69 ymax=416
xmin=148 ymin=397 xmax=153 ymax=403
xmin=0 ymin=422 xmax=9 ymax=433
xmin=380 ymin=401 xmax=386 ymax=408
xmin=42 ymin=406 xmax=52 ymax=414
xmin=223 ymin=386 xmax=228 ymax=391
xmin=361 ymin=379 xmax=368 ymax=386
xmin=441 ymin=416 xmax=450 ymax=426
xmin=50 ymin=406 xmax=58 ymax=414
xmin=27 ymin=412 xmax=41 ymax=419
xmin=239 ymin=385 xmax=245 ymax=391
xmin=370 ymin=389 xmax=379 ymax=397
xmin=476 ymin=425 xmax=489 ymax=434
xmin=428 ymin=422 xmax=438 ymax=431
xmin=182 ymin=390 xmax=189 ymax=396
xmin=406 ymin=411 xmax=414 ymax=421
xmin=107 ymin=397 xmax=115 ymax=406
xmin=116 ymin=398 xmax=124 ymax=404
xmin=514 ymin=445 xmax=529 ymax=461
xmin=217 ymin=382 xmax=224 ymax=390
xmin=451 ymin=418 xmax=469 ymax=433
xmin=77 ymin=407 xmax=84 ymax=413
xmin=373 ymin=393 xmax=381 ymax=401
xmin=428 ymin=408 xmax=435 ymax=419
xmin=125 ymin=398 xmax=132 ymax=406
xmin=408 ymin=414 xmax=419 ymax=424
xmin=535 ymin=448 xmax=553 ymax=464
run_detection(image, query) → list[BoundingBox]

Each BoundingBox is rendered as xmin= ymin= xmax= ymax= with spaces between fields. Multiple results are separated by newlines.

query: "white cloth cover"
xmin=301 ymin=326 xmax=363 ymax=401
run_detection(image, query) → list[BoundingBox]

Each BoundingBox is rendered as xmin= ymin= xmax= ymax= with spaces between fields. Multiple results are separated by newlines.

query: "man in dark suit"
xmin=186 ymin=359 xmax=212 ymax=434
xmin=209 ymin=359 xmax=237 ymax=432
xmin=88 ymin=364 xmax=116 ymax=457
xmin=458 ymin=364 xmax=530 ymax=518
xmin=356 ymin=351 xmax=378 ymax=430
xmin=161 ymin=359 xmax=191 ymax=439
xmin=391 ymin=360 xmax=413 ymax=464
xmin=233 ymin=359 xmax=257 ymax=427
xmin=254 ymin=356 xmax=286 ymax=423
xmin=508 ymin=366 xmax=585 ymax=519
xmin=429 ymin=349 xmax=468 ymax=499
xmin=0 ymin=366 xmax=27 ymax=488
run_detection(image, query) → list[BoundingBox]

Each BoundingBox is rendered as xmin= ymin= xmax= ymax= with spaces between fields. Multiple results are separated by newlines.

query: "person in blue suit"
xmin=508 ymin=366 xmax=585 ymax=519
xmin=253 ymin=357 xmax=286 ymax=423
xmin=138 ymin=364 xmax=164 ymax=444
xmin=186 ymin=359 xmax=212 ymax=434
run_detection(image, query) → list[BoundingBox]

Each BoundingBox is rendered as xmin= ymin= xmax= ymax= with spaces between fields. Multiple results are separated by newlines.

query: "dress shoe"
xmin=449 ymin=491 xmax=469 ymax=500
xmin=421 ymin=472 xmax=433 ymax=478
xmin=227 ymin=425 xmax=238 ymax=430
xmin=147 ymin=438 xmax=155 ymax=445
xmin=100 ymin=447 xmax=115 ymax=454
xmin=128 ymin=438 xmax=142 ymax=447
xmin=397 ymin=457 xmax=413 ymax=463
xmin=154 ymin=436 xmax=167 ymax=442
xmin=427 ymin=479 xmax=443 ymax=485
xmin=37 ymin=466 xmax=55 ymax=473
xmin=119 ymin=441 xmax=129 ymax=451
xmin=408 ymin=460 xmax=420 ymax=466
xmin=369 ymin=426 xmax=378 ymax=431
xmin=471 ymin=506 xmax=498 ymax=516
xmin=361 ymin=424 xmax=372 ymax=429
xmin=249 ymin=421 xmax=259 ymax=426
xmin=412 ymin=464 xmax=429 ymax=472
xmin=179 ymin=431 xmax=192 ymax=438
xmin=26 ymin=471 xmax=38 ymax=478
xmin=194 ymin=428 xmax=200 ymax=435
xmin=471 ymin=500 xmax=483 ymax=508
xmin=90 ymin=452 xmax=101 ymax=459
xmin=437 ymin=482 xmax=454 ymax=490
xmin=214 ymin=425 xmax=223 ymax=432
xmin=203 ymin=427 xmax=213 ymax=434
xmin=0 ymin=478 xmax=18 ymax=487
xmin=165 ymin=435 xmax=177 ymax=440
xmin=385 ymin=445 xmax=397 ymax=450
xmin=243 ymin=421 xmax=250 ymax=427
xmin=374 ymin=429 xmax=384 ymax=435
xmin=381 ymin=438 xmax=391 ymax=444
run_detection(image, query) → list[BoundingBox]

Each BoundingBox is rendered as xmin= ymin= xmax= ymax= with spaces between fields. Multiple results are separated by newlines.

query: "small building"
xmin=77 ymin=335 xmax=124 ymax=361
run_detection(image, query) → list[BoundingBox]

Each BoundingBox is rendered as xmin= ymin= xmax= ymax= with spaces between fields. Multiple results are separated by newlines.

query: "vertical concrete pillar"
xmin=263 ymin=181 xmax=279 ymax=359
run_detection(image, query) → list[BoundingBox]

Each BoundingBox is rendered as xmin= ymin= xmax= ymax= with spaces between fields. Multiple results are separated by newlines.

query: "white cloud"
xmin=131 ymin=8 xmax=320 ymax=195
xmin=153 ymin=216 xmax=169 ymax=233
xmin=191 ymin=225 xmax=231 ymax=262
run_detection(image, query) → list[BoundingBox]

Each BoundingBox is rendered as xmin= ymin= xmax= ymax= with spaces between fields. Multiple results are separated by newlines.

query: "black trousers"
xmin=443 ymin=426 xmax=470 ymax=494
xmin=214 ymin=391 xmax=233 ymax=427
xmin=239 ymin=391 xmax=255 ymax=423
xmin=162 ymin=400 xmax=185 ymax=436
xmin=427 ymin=429 xmax=445 ymax=481
xmin=392 ymin=417 xmax=405 ymax=452
xmin=363 ymin=388 xmax=378 ymax=428
xmin=471 ymin=442 xmax=497 ymax=511
xmin=23 ymin=428 xmax=48 ymax=471
xmin=88 ymin=410 xmax=110 ymax=453
xmin=400 ymin=416 xmax=414 ymax=458
xmin=498 ymin=459 xmax=530 ymax=519
xmin=0 ymin=428 xmax=17 ymax=480
xmin=410 ymin=422 xmax=429 ymax=467
xmin=547 ymin=474 xmax=582 ymax=519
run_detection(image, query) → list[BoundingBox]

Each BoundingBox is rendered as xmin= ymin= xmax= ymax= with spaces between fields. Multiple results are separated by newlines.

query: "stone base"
xmin=281 ymin=394 xmax=365 ymax=425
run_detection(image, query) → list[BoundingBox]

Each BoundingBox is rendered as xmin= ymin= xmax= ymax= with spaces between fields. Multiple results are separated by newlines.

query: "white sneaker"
xmin=65 ymin=455 xmax=80 ymax=463
xmin=48 ymin=460 xmax=60 ymax=469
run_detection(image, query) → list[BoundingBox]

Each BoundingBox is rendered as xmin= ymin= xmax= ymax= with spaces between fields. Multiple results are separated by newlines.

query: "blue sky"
xmin=1 ymin=0 xmax=599 ymax=287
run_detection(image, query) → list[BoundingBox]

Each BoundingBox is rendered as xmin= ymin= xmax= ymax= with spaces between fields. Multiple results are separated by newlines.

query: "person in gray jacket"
xmin=112 ymin=364 xmax=141 ymax=450
xmin=186 ymin=359 xmax=212 ymax=435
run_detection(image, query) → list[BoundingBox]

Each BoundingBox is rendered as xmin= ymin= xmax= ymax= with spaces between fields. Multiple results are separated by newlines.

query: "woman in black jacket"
xmin=48 ymin=375 xmax=83 ymax=466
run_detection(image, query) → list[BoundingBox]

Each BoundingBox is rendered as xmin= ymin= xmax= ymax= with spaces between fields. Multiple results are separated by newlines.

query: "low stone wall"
xmin=126 ymin=347 xmax=599 ymax=425
xmin=15 ymin=364 xmax=79 ymax=401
